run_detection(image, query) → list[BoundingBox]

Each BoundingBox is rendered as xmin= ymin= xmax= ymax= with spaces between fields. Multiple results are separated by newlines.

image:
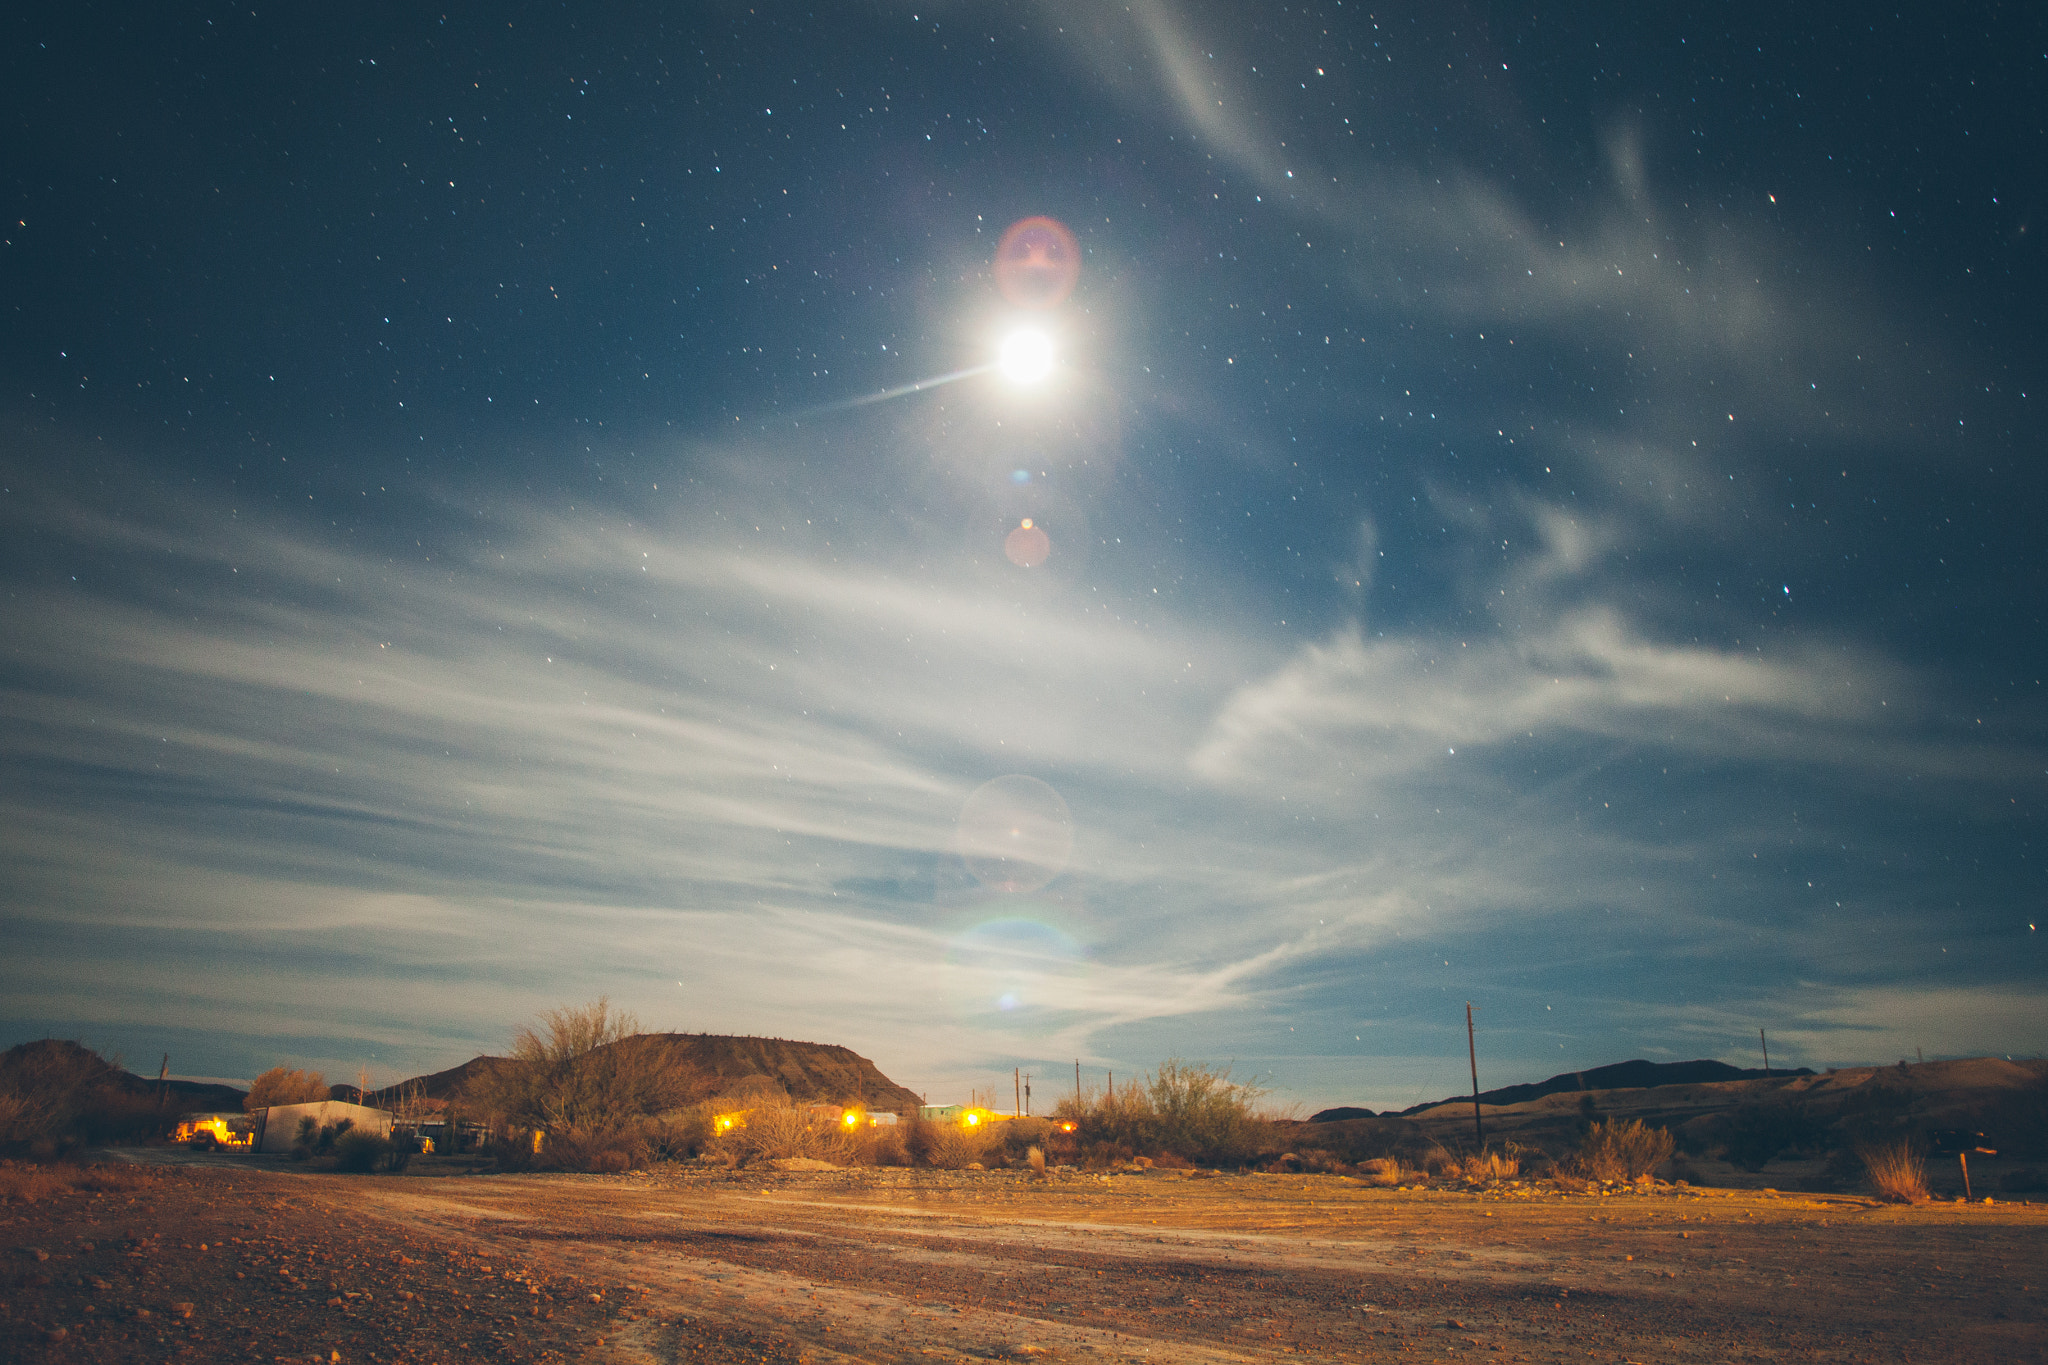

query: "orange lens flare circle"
xmin=993 ymin=216 xmax=1081 ymax=308
xmin=1004 ymin=520 xmax=1050 ymax=568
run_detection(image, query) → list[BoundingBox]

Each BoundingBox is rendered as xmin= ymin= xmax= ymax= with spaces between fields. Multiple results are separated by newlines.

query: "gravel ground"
xmin=4 ymin=1156 xmax=2044 ymax=1363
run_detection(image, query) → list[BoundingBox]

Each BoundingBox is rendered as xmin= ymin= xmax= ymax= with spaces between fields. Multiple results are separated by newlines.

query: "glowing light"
xmin=999 ymin=328 xmax=1056 ymax=385
xmin=1004 ymin=519 xmax=1050 ymax=568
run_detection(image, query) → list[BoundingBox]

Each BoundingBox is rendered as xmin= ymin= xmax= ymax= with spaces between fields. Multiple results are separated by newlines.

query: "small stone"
xmin=24 ymin=1248 xmax=49 ymax=1262
xmin=172 ymin=1301 xmax=195 ymax=1318
xmin=1445 ymin=1319 xmax=1465 ymax=1329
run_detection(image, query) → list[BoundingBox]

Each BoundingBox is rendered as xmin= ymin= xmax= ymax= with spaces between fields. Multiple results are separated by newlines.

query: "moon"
xmin=998 ymin=328 xmax=1055 ymax=385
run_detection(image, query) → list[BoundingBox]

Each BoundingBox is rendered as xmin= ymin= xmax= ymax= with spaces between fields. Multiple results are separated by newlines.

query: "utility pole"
xmin=156 ymin=1053 xmax=169 ymax=1112
xmin=1024 ymin=1073 xmax=1032 ymax=1116
xmin=1760 ymin=1029 xmax=1771 ymax=1078
xmin=1466 ymin=1003 xmax=1483 ymax=1148
xmin=1075 ymin=1058 xmax=1081 ymax=1103
xmin=1015 ymin=1067 xmax=1021 ymax=1117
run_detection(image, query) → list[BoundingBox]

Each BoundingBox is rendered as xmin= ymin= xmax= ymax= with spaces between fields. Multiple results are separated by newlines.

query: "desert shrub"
xmin=469 ymin=999 xmax=698 ymax=1173
xmin=1860 ymin=1140 xmax=1930 ymax=1203
xmin=1448 ymin=1148 xmax=1520 ymax=1182
xmin=1357 ymin=1156 xmax=1406 ymax=1187
xmin=244 ymin=1067 xmax=331 ymax=1111
xmin=314 ymin=1118 xmax=353 ymax=1155
xmin=853 ymin=1121 xmax=911 ymax=1167
xmin=920 ymin=1118 xmax=1004 ymax=1170
xmin=643 ymin=1108 xmax=712 ymax=1163
xmin=0 ymin=1040 xmax=162 ymax=1153
xmin=706 ymin=1099 xmax=855 ymax=1168
xmin=1575 ymin=1120 xmax=1674 ymax=1182
xmin=1052 ymin=1060 xmax=1270 ymax=1167
xmin=332 ymin=1131 xmax=389 ymax=1173
xmin=996 ymin=1117 xmax=1056 ymax=1164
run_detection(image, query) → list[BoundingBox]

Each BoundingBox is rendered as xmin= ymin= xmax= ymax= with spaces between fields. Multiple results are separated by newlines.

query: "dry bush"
xmin=643 ymin=1108 xmax=712 ymax=1163
xmin=707 ymin=1101 xmax=854 ymax=1168
xmin=470 ymin=998 xmax=699 ymax=1172
xmin=1026 ymin=1145 xmax=1047 ymax=1177
xmin=244 ymin=1067 xmax=330 ymax=1111
xmin=1576 ymin=1120 xmax=1674 ymax=1182
xmin=1051 ymin=1060 xmax=1271 ymax=1166
xmin=894 ymin=1114 xmax=1005 ymax=1169
xmin=0 ymin=1040 xmax=163 ymax=1152
xmin=1357 ymin=1156 xmax=1406 ymax=1187
xmin=1448 ymin=1149 xmax=1520 ymax=1182
xmin=855 ymin=1122 xmax=911 ymax=1167
xmin=1860 ymin=1141 xmax=1930 ymax=1203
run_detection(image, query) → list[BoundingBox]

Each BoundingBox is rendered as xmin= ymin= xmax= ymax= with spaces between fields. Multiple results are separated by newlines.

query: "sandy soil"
xmin=5 ymin=1155 xmax=2044 ymax=1363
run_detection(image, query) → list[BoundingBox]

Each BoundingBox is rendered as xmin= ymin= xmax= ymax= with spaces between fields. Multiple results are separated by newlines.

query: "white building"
xmin=253 ymin=1100 xmax=394 ymax=1153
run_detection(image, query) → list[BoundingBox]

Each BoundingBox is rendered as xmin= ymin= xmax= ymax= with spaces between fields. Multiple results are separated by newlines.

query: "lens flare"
xmin=993 ymin=215 xmax=1081 ymax=308
xmin=998 ymin=328 xmax=1055 ymax=385
xmin=957 ymin=775 xmax=1074 ymax=892
xmin=1004 ymin=518 xmax=1050 ymax=568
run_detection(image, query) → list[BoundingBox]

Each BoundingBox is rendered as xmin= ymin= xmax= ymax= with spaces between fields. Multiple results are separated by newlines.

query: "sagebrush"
xmin=1576 ymin=1119 xmax=1674 ymax=1181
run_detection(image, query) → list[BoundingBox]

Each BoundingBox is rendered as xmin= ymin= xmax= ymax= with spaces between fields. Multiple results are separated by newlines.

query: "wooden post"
xmin=156 ymin=1053 xmax=169 ymax=1112
xmin=1015 ymin=1067 xmax=1022 ymax=1117
xmin=1760 ymin=1029 xmax=1771 ymax=1078
xmin=1466 ymin=1003 xmax=1483 ymax=1148
xmin=1959 ymin=1152 xmax=1972 ymax=1200
xmin=1024 ymin=1073 xmax=1031 ymax=1116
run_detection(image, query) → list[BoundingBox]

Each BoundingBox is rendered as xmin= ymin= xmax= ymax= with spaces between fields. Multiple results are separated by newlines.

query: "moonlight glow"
xmin=997 ymin=328 xmax=1056 ymax=385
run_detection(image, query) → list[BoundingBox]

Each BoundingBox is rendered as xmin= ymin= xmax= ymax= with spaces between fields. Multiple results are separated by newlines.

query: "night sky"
xmin=4 ymin=2 xmax=2043 ymax=1110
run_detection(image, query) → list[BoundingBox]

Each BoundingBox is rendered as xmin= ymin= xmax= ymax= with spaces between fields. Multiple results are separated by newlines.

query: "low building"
xmin=253 ymin=1100 xmax=394 ymax=1153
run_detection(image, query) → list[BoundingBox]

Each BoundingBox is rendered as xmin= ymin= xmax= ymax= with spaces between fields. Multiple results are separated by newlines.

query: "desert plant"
xmin=1357 ymin=1156 xmax=1406 ymax=1187
xmin=1860 ymin=1140 xmax=1930 ymax=1203
xmin=707 ymin=1100 xmax=854 ymax=1167
xmin=1576 ymin=1119 xmax=1674 ymax=1182
xmin=643 ymin=1108 xmax=712 ymax=1163
xmin=0 ymin=1040 xmax=162 ymax=1153
xmin=1052 ymin=1060 xmax=1271 ymax=1167
xmin=1449 ymin=1148 xmax=1520 ymax=1182
xmin=331 ymin=1130 xmax=390 ymax=1173
xmin=469 ymin=998 xmax=698 ymax=1172
xmin=244 ymin=1067 xmax=331 ymax=1111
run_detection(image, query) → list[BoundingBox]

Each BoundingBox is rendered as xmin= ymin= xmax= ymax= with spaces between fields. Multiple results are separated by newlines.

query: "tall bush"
xmin=1575 ymin=1119 xmax=1674 ymax=1181
xmin=469 ymin=998 xmax=698 ymax=1171
xmin=244 ymin=1067 xmax=331 ymax=1111
xmin=1054 ymin=1060 xmax=1270 ymax=1166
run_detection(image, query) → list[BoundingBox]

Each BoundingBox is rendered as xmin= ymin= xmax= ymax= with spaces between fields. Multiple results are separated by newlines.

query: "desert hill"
xmin=1395 ymin=1057 xmax=1814 ymax=1116
xmin=1398 ymin=1056 xmax=2048 ymax=1160
xmin=365 ymin=1034 xmax=923 ymax=1115
xmin=2 ymin=1039 xmax=246 ymax=1112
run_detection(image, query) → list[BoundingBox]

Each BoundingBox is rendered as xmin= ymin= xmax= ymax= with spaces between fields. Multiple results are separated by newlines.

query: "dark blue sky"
xmin=3 ymin=1 xmax=2043 ymax=1108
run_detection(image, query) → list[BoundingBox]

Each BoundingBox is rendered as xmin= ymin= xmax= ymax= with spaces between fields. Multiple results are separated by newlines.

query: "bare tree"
xmin=244 ymin=1067 xmax=330 ymax=1112
xmin=469 ymin=999 xmax=697 ymax=1170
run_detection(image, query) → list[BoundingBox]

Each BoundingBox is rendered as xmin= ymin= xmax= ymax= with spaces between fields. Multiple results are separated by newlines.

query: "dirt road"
xmin=6 ymin=1159 xmax=2044 ymax=1363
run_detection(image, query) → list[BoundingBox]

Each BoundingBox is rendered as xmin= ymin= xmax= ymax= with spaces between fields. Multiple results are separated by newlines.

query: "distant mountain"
xmin=1391 ymin=1058 xmax=1815 ymax=1117
xmin=0 ymin=1038 xmax=247 ymax=1113
xmin=364 ymin=1034 xmax=923 ymax=1115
